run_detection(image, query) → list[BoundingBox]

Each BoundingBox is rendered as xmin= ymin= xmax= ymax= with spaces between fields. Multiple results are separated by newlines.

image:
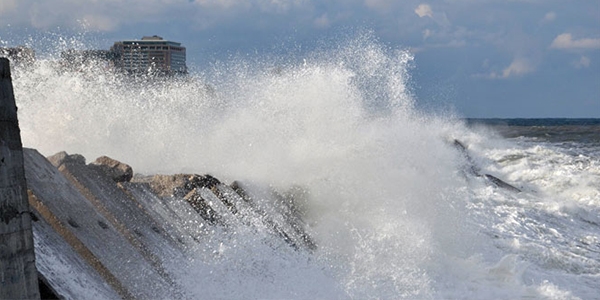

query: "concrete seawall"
xmin=0 ymin=58 xmax=40 ymax=299
xmin=22 ymin=149 xmax=316 ymax=299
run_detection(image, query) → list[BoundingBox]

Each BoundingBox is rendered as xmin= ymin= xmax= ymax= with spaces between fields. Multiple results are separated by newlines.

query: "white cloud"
xmin=255 ymin=0 xmax=308 ymax=13
xmin=313 ymin=14 xmax=330 ymax=29
xmin=0 ymin=0 xmax=310 ymax=31
xmin=192 ymin=0 xmax=244 ymax=9
xmin=415 ymin=4 xmax=433 ymax=18
xmin=422 ymin=29 xmax=433 ymax=39
xmin=501 ymin=58 xmax=533 ymax=78
xmin=550 ymin=33 xmax=600 ymax=50
xmin=573 ymin=56 xmax=591 ymax=68
xmin=542 ymin=12 xmax=556 ymax=23
xmin=0 ymin=0 xmax=17 ymax=14
xmin=364 ymin=0 xmax=394 ymax=11
xmin=81 ymin=15 xmax=118 ymax=31
xmin=414 ymin=3 xmax=451 ymax=29
xmin=480 ymin=58 xmax=534 ymax=79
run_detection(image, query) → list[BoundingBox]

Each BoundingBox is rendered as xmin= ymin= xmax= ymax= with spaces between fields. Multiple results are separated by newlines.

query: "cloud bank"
xmin=551 ymin=33 xmax=600 ymax=50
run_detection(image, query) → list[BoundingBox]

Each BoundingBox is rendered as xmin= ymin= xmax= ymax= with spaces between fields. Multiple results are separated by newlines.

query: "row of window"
xmin=118 ymin=46 xmax=185 ymax=52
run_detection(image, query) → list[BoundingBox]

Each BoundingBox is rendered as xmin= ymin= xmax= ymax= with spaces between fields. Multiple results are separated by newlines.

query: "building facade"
xmin=59 ymin=49 xmax=116 ymax=71
xmin=111 ymin=36 xmax=186 ymax=75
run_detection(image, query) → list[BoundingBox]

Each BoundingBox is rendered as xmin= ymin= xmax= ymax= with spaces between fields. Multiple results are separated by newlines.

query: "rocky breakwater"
xmin=23 ymin=148 xmax=315 ymax=299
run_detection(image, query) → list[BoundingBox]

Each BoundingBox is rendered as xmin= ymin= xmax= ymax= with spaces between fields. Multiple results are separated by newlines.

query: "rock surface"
xmin=47 ymin=151 xmax=86 ymax=167
xmin=89 ymin=156 xmax=133 ymax=182
xmin=133 ymin=173 xmax=221 ymax=198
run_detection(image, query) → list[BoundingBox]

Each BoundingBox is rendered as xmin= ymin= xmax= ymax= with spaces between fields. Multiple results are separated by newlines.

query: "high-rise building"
xmin=111 ymin=36 xmax=186 ymax=75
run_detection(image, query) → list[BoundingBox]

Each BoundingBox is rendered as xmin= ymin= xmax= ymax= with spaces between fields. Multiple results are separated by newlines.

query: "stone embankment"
xmin=24 ymin=149 xmax=315 ymax=299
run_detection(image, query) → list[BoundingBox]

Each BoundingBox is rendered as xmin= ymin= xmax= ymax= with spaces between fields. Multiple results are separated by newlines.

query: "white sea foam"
xmin=6 ymin=32 xmax=599 ymax=298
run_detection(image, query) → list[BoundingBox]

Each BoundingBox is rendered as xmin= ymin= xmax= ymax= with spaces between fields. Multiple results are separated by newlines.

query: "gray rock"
xmin=89 ymin=156 xmax=133 ymax=183
xmin=47 ymin=151 xmax=86 ymax=167
xmin=134 ymin=174 xmax=221 ymax=198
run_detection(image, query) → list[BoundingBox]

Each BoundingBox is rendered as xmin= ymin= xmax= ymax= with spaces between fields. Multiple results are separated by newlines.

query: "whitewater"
xmin=6 ymin=34 xmax=600 ymax=299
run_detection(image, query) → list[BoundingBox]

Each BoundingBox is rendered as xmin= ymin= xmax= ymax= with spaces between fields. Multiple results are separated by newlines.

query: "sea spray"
xmin=8 ymin=32 xmax=594 ymax=298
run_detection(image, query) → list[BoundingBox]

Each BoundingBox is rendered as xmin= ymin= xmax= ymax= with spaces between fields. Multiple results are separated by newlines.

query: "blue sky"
xmin=1 ymin=0 xmax=598 ymax=118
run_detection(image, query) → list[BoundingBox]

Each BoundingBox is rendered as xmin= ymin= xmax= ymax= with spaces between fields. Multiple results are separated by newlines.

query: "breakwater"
xmin=24 ymin=148 xmax=314 ymax=299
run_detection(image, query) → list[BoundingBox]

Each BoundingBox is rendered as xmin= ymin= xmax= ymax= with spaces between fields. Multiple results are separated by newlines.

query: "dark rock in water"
xmin=47 ymin=151 xmax=86 ymax=167
xmin=89 ymin=156 xmax=133 ymax=183
xmin=452 ymin=139 xmax=521 ymax=193
xmin=453 ymin=139 xmax=480 ymax=175
xmin=484 ymin=174 xmax=521 ymax=193
xmin=453 ymin=139 xmax=467 ymax=152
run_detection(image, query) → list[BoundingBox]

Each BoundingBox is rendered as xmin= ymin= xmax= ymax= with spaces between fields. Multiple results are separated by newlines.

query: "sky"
xmin=0 ymin=0 xmax=599 ymax=118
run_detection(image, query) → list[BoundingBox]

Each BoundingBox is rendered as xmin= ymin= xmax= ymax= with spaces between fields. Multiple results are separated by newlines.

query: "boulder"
xmin=134 ymin=174 xmax=222 ymax=198
xmin=47 ymin=151 xmax=86 ymax=168
xmin=89 ymin=156 xmax=133 ymax=183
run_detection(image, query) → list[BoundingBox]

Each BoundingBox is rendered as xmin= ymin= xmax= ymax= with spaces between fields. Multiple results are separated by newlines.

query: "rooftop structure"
xmin=110 ymin=36 xmax=187 ymax=75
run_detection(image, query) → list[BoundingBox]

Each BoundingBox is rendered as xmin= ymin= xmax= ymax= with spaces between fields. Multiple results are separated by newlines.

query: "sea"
xmin=5 ymin=33 xmax=600 ymax=299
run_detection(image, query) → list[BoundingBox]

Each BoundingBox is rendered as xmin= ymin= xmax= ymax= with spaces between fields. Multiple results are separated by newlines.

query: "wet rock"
xmin=452 ymin=139 xmax=521 ymax=193
xmin=89 ymin=156 xmax=133 ymax=183
xmin=135 ymin=174 xmax=222 ymax=198
xmin=47 ymin=151 xmax=86 ymax=168
xmin=484 ymin=174 xmax=521 ymax=193
xmin=183 ymin=189 xmax=221 ymax=225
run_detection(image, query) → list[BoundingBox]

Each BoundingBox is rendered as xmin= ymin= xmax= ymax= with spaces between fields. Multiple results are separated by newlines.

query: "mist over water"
xmin=7 ymin=33 xmax=598 ymax=298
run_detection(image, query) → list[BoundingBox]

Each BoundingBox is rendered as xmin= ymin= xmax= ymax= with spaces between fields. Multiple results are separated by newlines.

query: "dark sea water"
xmin=467 ymin=118 xmax=600 ymax=143
xmin=467 ymin=118 xmax=600 ymax=159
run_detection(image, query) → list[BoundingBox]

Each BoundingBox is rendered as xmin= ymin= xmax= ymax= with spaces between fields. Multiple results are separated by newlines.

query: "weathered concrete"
xmin=24 ymin=149 xmax=179 ymax=299
xmin=54 ymin=156 xmax=186 ymax=284
xmin=119 ymin=181 xmax=209 ymax=246
xmin=28 ymin=191 xmax=121 ymax=300
xmin=20 ymin=146 xmax=320 ymax=298
xmin=0 ymin=57 xmax=40 ymax=299
xmin=230 ymin=181 xmax=316 ymax=251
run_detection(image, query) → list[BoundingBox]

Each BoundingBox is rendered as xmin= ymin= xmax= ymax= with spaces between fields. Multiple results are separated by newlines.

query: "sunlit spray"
xmin=8 ymin=31 xmax=597 ymax=299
